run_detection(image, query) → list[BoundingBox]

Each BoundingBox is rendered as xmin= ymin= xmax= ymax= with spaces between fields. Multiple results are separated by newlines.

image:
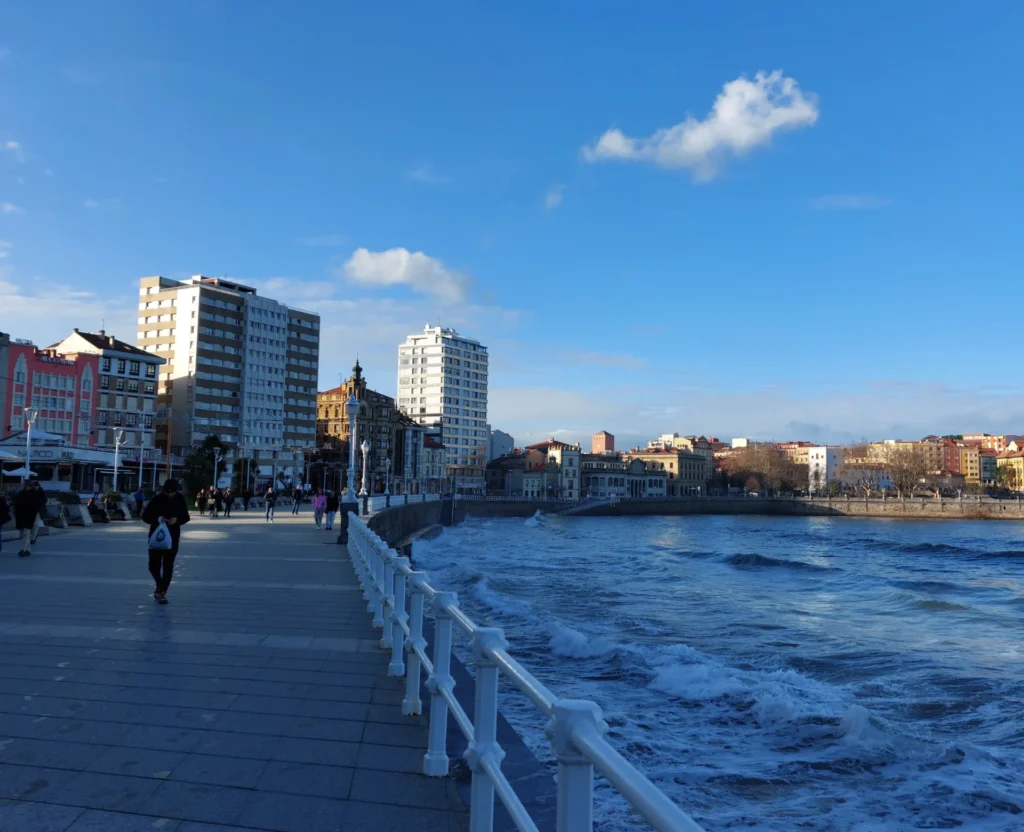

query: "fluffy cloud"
xmin=84 ymin=198 xmax=99 ymax=209
xmin=543 ymin=184 xmax=565 ymax=210
xmin=810 ymin=193 xmax=890 ymax=211
xmin=1 ymin=201 xmax=24 ymax=214
xmin=582 ymin=70 xmax=819 ymax=181
xmin=0 ymin=240 xmax=10 ymax=258
xmin=3 ymin=140 xmax=25 ymax=163
xmin=341 ymin=247 xmax=470 ymax=303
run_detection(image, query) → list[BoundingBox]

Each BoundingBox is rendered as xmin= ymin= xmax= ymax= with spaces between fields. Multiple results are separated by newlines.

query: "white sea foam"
xmin=548 ymin=622 xmax=617 ymax=659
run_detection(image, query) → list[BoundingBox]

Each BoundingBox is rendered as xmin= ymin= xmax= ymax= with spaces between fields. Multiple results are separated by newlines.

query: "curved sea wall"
xmin=459 ymin=496 xmax=1024 ymax=521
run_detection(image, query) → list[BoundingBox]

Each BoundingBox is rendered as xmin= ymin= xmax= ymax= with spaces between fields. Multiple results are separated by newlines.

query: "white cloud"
xmin=3 ymin=140 xmax=25 ymax=163
xmin=408 ymin=164 xmax=452 ymax=185
xmin=543 ymin=184 xmax=565 ymax=210
xmin=341 ymin=247 xmax=471 ymax=303
xmin=582 ymin=70 xmax=819 ymax=181
xmin=0 ymin=46 xmax=10 ymax=62
xmin=0 ymin=277 xmax=137 ymax=344
xmin=810 ymin=193 xmax=890 ymax=211
xmin=0 ymin=240 xmax=10 ymax=258
xmin=43 ymin=168 xmax=54 ymax=177
xmin=84 ymin=198 xmax=99 ymax=209
xmin=83 ymin=197 xmax=119 ymax=210
xmin=1 ymin=201 xmax=24 ymax=214
xmin=296 ymin=233 xmax=346 ymax=247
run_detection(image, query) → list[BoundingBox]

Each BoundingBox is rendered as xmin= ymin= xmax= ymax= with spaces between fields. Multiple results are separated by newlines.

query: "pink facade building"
xmin=3 ymin=340 xmax=99 ymax=446
xmin=592 ymin=430 xmax=615 ymax=454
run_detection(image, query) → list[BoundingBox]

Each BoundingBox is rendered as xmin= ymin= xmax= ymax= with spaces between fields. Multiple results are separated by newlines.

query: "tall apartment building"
xmin=137 ymin=276 xmax=319 ymax=485
xmin=397 ymin=325 xmax=488 ymax=481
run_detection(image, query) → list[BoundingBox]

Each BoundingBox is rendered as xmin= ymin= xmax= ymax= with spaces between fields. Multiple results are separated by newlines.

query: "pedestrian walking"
xmin=243 ymin=488 xmax=252 ymax=511
xmin=324 ymin=490 xmax=339 ymax=531
xmin=213 ymin=488 xmax=224 ymax=518
xmin=142 ymin=479 xmax=190 ymax=604
xmin=312 ymin=489 xmax=326 ymax=529
xmin=132 ymin=487 xmax=146 ymax=519
xmin=291 ymin=485 xmax=302 ymax=515
xmin=223 ymin=487 xmax=233 ymax=517
xmin=196 ymin=489 xmax=208 ymax=516
xmin=264 ymin=487 xmax=277 ymax=522
xmin=13 ymin=478 xmax=47 ymax=557
xmin=0 ymin=491 xmax=10 ymax=555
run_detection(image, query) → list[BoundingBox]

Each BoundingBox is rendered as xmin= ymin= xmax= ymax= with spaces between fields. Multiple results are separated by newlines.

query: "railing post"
xmin=379 ymin=557 xmax=394 ymax=642
xmin=424 ymin=591 xmax=457 ymax=776
xmin=372 ymin=544 xmax=386 ymax=629
xmin=546 ymin=700 xmax=608 ymax=832
xmin=403 ymin=575 xmax=426 ymax=715
xmin=467 ymin=627 xmax=508 ymax=832
xmin=389 ymin=560 xmax=409 ymax=676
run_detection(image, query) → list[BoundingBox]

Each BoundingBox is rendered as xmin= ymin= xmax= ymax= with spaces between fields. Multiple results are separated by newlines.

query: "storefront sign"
xmin=40 ymin=356 xmax=76 ymax=366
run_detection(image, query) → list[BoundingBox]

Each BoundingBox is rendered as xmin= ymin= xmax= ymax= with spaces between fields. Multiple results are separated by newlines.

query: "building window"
xmin=101 ymin=358 xmax=111 ymax=372
xmin=144 ymin=381 xmax=156 ymax=395
xmin=116 ymin=359 xmax=126 ymax=374
xmin=128 ymin=380 xmax=140 ymax=393
xmin=115 ymin=378 xmax=125 ymax=392
xmin=112 ymin=412 xmax=123 ymax=426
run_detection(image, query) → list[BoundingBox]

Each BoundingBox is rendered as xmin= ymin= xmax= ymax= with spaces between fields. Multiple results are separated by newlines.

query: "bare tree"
xmin=885 ymin=445 xmax=927 ymax=498
xmin=810 ymin=465 xmax=823 ymax=496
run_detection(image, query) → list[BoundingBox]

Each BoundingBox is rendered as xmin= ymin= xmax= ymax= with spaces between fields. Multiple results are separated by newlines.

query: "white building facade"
xmin=488 ymin=428 xmax=514 ymax=462
xmin=137 ymin=275 xmax=319 ymax=488
xmin=808 ymin=446 xmax=845 ymax=494
xmin=397 ymin=325 xmax=488 ymax=487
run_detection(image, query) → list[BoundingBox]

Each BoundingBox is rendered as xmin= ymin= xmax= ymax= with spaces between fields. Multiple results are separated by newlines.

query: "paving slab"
xmin=0 ymin=512 xmax=466 ymax=830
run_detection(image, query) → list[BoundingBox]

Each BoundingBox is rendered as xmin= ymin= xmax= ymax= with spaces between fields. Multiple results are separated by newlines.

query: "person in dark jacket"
xmin=213 ymin=488 xmax=223 ymax=518
xmin=14 ymin=478 xmax=47 ymax=557
xmin=291 ymin=485 xmax=302 ymax=515
xmin=141 ymin=479 xmax=191 ymax=603
xmin=242 ymin=488 xmax=252 ymax=511
xmin=264 ymin=487 xmax=277 ymax=522
xmin=223 ymin=487 xmax=233 ymax=517
xmin=324 ymin=490 xmax=339 ymax=531
xmin=196 ymin=489 xmax=208 ymax=516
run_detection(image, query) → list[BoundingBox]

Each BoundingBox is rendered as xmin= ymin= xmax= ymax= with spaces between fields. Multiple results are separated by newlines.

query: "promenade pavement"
xmin=0 ymin=509 xmax=467 ymax=832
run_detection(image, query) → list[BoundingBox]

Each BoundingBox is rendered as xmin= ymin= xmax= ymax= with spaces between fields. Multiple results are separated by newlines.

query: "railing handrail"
xmin=346 ymin=513 xmax=702 ymax=832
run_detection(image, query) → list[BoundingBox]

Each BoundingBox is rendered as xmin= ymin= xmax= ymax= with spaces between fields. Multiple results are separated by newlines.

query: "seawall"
xmin=460 ymin=496 xmax=1024 ymax=521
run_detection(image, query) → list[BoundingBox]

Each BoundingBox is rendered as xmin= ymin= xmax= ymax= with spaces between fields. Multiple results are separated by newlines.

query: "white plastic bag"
xmin=149 ymin=519 xmax=172 ymax=550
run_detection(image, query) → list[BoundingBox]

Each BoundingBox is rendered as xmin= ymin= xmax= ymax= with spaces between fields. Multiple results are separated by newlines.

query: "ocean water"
xmin=412 ymin=514 xmax=1024 ymax=831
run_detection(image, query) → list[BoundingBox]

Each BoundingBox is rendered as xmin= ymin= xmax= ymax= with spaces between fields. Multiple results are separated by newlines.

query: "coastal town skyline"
xmin=4 ymin=4 xmax=1024 ymax=447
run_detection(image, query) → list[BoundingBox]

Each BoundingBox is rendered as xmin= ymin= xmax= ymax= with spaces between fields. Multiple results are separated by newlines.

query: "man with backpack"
xmin=142 ymin=479 xmax=191 ymax=604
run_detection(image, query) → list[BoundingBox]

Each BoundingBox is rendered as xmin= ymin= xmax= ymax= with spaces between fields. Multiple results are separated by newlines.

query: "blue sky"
xmin=2 ymin=2 xmax=1023 ymax=448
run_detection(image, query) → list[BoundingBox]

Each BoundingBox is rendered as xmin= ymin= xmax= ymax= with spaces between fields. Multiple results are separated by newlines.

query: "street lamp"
xmin=359 ymin=439 xmax=371 ymax=498
xmin=345 ymin=395 xmax=359 ymax=497
xmin=113 ymin=429 xmax=126 ymax=492
xmin=212 ymin=449 xmax=223 ymax=489
xmin=23 ymin=408 xmax=38 ymax=483
xmin=384 ymin=457 xmax=392 ymax=496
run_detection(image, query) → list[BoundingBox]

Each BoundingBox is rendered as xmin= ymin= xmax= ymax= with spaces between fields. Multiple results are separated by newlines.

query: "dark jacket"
xmin=264 ymin=491 xmax=277 ymax=506
xmin=293 ymin=488 xmax=303 ymax=501
xmin=326 ymin=493 xmax=339 ymax=512
xmin=13 ymin=486 xmax=47 ymax=530
xmin=0 ymin=495 xmax=10 ymax=526
xmin=142 ymin=491 xmax=191 ymax=553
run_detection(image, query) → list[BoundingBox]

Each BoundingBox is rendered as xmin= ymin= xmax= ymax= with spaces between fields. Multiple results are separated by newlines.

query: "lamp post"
xmin=23 ymin=408 xmax=38 ymax=483
xmin=212 ymin=449 xmax=222 ymax=489
xmin=384 ymin=457 xmax=392 ymax=507
xmin=337 ymin=394 xmax=361 ymax=545
xmin=359 ymin=439 xmax=371 ymax=498
xmin=113 ymin=429 xmax=126 ymax=492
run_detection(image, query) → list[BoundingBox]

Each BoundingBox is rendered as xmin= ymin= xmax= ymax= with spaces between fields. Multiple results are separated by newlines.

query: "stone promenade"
xmin=0 ymin=509 xmax=467 ymax=831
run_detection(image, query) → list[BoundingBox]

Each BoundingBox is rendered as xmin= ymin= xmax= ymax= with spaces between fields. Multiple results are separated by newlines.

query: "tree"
xmin=996 ymin=463 xmax=1019 ymax=492
xmin=846 ymin=461 xmax=885 ymax=499
xmin=182 ymin=434 xmax=227 ymax=499
xmin=885 ymin=445 xmax=927 ymax=498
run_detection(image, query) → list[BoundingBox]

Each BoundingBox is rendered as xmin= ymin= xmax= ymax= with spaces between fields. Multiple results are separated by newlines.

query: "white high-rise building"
xmin=137 ymin=275 xmax=320 ymax=488
xmin=397 ymin=325 xmax=488 ymax=477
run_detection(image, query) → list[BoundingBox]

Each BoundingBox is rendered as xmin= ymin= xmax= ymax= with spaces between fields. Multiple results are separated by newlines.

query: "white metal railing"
xmin=347 ymin=514 xmax=703 ymax=832
xmin=363 ymin=493 xmax=443 ymax=512
xmin=550 ymin=496 xmax=621 ymax=517
xmin=457 ymin=495 xmax=575 ymax=502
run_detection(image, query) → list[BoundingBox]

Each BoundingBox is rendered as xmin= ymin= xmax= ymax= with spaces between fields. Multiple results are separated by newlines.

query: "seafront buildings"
xmin=136 ymin=275 xmax=320 ymax=488
xmin=397 ymin=325 xmax=488 ymax=491
xmin=316 ymin=360 xmax=434 ymax=494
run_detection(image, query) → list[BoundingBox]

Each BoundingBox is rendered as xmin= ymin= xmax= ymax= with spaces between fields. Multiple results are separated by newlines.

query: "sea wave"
xmin=723 ymin=552 xmax=836 ymax=572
